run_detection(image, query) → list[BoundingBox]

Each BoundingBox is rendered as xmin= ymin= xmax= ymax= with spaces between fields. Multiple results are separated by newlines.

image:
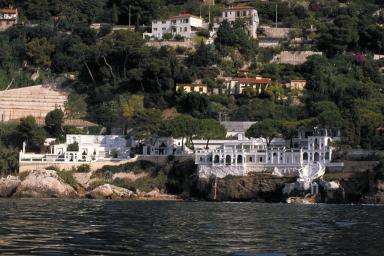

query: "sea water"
xmin=0 ymin=199 xmax=382 ymax=255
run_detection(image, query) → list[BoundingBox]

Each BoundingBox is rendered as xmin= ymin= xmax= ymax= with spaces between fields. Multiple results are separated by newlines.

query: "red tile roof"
xmin=0 ymin=8 xmax=17 ymax=14
xmin=234 ymin=77 xmax=272 ymax=84
xmin=169 ymin=13 xmax=202 ymax=20
xmin=224 ymin=6 xmax=256 ymax=11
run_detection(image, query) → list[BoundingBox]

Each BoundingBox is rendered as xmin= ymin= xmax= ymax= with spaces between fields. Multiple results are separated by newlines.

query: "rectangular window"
xmin=243 ymin=11 xmax=246 ymax=16
xmin=162 ymin=28 xmax=166 ymax=30
xmin=184 ymin=18 xmax=189 ymax=23
xmin=225 ymin=12 xmax=227 ymax=18
xmin=153 ymin=28 xmax=157 ymax=31
xmin=184 ymin=27 xmax=187 ymax=32
xmin=236 ymin=11 xmax=240 ymax=17
xmin=259 ymin=157 xmax=263 ymax=162
xmin=162 ymin=21 xmax=166 ymax=24
xmin=199 ymin=87 xmax=203 ymax=92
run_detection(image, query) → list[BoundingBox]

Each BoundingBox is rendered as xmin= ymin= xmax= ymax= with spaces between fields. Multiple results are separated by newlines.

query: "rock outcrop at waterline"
xmin=87 ymin=184 xmax=134 ymax=199
xmin=196 ymin=173 xmax=293 ymax=202
xmin=0 ymin=176 xmax=21 ymax=197
xmin=14 ymin=170 xmax=77 ymax=198
xmin=0 ymin=170 xmax=179 ymax=200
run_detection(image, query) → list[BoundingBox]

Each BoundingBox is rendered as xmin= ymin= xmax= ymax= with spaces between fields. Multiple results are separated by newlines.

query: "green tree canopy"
xmin=45 ymin=109 xmax=65 ymax=139
xmin=246 ymin=119 xmax=282 ymax=146
xmin=197 ymin=119 xmax=226 ymax=149
xmin=14 ymin=116 xmax=45 ymax=153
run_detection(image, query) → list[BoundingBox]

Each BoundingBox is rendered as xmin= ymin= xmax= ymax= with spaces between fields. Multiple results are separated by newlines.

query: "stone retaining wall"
xmin=0 ymin=84 xmax=67 ymax=121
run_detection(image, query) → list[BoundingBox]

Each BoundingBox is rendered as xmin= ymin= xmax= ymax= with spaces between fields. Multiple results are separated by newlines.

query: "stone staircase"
xmin=0 ymin=85 xmax=68 ymax=121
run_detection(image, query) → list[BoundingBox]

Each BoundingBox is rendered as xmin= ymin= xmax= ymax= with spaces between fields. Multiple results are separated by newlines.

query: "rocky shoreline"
xmin=2 ymin=164 xmax=384 ymax=204
xmin=0 ymin=170 xmax=180 ymax=200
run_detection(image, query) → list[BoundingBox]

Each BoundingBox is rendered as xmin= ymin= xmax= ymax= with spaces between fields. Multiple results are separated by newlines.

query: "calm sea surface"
xmin=0 ymin=199 xmax=382 ymax=256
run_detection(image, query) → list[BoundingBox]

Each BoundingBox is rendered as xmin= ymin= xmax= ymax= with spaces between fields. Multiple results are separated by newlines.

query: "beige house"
xmin=201 ymin=0 xmax=215 ymax=5
xmin=287 ymin=80 xmax=307 ymax=91
xmin=0 ymin=8 xmax=18 ymax=31
xmin=176 ymin=81 xmax=208 ymax=94
xmin=226 ymin=76 xmax=272 ymax=95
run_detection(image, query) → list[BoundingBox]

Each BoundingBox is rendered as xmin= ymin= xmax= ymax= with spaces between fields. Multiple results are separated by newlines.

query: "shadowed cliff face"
xmin=196 ymin=174 xmax=293 ymax=202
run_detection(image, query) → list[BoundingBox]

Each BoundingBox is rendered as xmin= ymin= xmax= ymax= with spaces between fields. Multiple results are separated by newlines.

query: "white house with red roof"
xmin=150 ymin=13 xmax=204 ymax=40
xmin=0 ymin=7 xmax=18 ymax=31
xmin=222 ymin=6 xmax=259 ymax=38
xmin=226 ymin=76 xmax=272 ymax=95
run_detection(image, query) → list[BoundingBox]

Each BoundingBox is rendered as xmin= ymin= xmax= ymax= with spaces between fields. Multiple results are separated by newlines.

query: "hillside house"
xmin=150 ymin=13 xmax=203 ymax=40
xmin=286 ymin=80 xmax=306 ymax=91
xmin=201 ymin=0 xmax=215 ymax=5
xmin=0 ymin=8 xmax=18 ymax=31
xmin=222 ymin=6 xmax=259 ymax=38
xmin=176 ymin=80 xmax=208 ymax=94
xmin=226 ymin=76 xmax=272 ymax=95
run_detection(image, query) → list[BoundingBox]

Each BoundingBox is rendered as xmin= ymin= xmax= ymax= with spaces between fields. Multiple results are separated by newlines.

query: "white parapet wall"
xmin=19 ymin=156 xmax=139 ymax=173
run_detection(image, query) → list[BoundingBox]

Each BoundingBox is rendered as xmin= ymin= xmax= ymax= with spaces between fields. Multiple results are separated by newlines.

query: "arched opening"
xmin=303 ymin=152 xmax=308 ymax=160
xmin=314 ymin=138 xmax=319 ymax=149
xmin=237 ymin=155 xmax=243 ymax=164
xmin=314 ymin=152 xmax=320 ymax=162
xmin=214 ymin=155 xmax=220 ymax=164
xmin=225 ymin=155 xmax=231 ymax=165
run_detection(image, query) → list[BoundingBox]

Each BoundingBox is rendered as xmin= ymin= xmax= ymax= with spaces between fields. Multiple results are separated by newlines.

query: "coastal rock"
xmin=197 ymin=174 xmax=292 ymax=202
xmin=376 ymin=180 xmax=384 ymax=192
xmin=143 ymin=188 xmax=179 ymax=200
xmin=287 ymin=194 xmax=319 ymax=204
xmin=15 ymin=170 xmax=77 ymax=198
xmin=145 ymin=188 xmax=161 ymax=198
xmin=0 ymin=176 xmax=21 ymax=197
xmin=360 ymin=193 xmax=384 ymax=204
xmin=87 ymin=184 xmax=133 ymax=199
xmin=322 ymin=181 xmax=340 ymax=190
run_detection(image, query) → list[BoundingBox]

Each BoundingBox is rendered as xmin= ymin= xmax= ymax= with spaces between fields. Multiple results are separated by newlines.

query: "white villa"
xmin=195 ymin=135 xmax=343 ymax=178
xmin=222 ymin=6 xmax=259 ymax=38
xmin=20 ymin=135 xmax=133 ymax=163
xmin=150 ymin=13 xmax=204 ymax=40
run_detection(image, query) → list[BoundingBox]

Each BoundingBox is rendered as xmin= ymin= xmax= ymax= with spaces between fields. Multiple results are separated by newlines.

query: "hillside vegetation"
xmin=0 ymin=0 xmax=384 ymax=174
